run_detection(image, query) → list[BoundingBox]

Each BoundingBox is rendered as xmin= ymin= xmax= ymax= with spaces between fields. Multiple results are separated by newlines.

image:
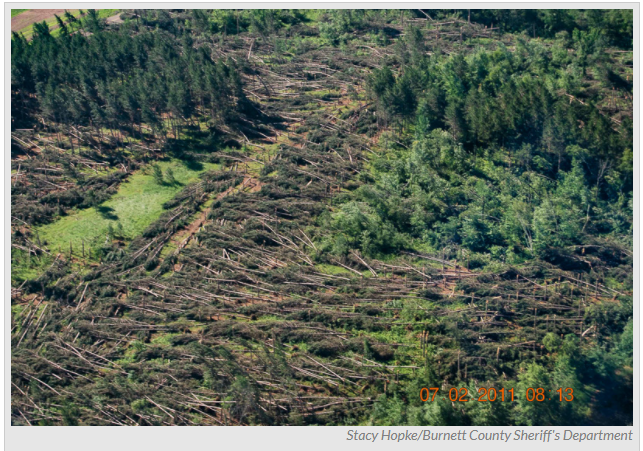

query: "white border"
xmin=3 ymin=3 xmax=638 ymax=450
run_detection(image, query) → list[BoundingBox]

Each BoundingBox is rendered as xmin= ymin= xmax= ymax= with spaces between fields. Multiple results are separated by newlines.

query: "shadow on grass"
xmin=155 ymin=179 xmax=184 ymax=188
xmin=180 ymin=159 xmax=204 ymax=171
xmin=95 ymin=205 xmax=119 ymax=220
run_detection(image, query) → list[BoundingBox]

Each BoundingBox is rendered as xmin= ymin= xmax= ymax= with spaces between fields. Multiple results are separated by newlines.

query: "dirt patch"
xmin=169 ymin=180 xmax=247 ymax=255
xmin=11 ymin=9 xmax=67 ymax=32
xmin=106 ymin=13 xmax=123 ymax=25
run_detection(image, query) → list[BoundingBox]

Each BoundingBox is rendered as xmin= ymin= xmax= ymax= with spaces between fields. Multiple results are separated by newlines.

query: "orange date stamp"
xmin=420 ymin=387 xmax=574 ymax=402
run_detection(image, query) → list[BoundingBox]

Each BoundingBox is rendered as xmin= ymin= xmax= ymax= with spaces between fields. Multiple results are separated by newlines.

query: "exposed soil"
xmin=105 ymin=13 xmax=123 ymax=25
xmin=169 ymin=176 xmax=261 ymax=256
xmin=11 ymin=9 xmax=66 ymax=32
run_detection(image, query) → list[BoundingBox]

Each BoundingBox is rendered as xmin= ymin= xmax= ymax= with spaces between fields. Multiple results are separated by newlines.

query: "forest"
xmin=10 ymin=9 xmax=633 ymax=426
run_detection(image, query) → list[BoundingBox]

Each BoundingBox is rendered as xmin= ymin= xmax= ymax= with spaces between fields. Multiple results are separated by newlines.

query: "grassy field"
xmin=97 ymin=9 xmax=119 ymax=19
xmin=37 ymin=160 xmax=218 ymax=254
xmin=14 ymin=9 xmax=120 ymax=39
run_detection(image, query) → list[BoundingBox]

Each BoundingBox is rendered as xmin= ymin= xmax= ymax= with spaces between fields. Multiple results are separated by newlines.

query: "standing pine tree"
xmin=152 ymin=164 xmax=164 ymax=185
xmin=165 ymin=167 xmax=176 ymax=185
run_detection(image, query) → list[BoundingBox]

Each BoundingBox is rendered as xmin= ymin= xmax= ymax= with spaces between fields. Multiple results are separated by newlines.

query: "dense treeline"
xmin=12 ymin=11 xmax=251 ymax=146
xmin=454 ymin=9 xmax=633 ymax=48
xmin=316 ymin=9 xmax=632 ymax=49
xmin=326 ymin=23 xmax=633 ymax=272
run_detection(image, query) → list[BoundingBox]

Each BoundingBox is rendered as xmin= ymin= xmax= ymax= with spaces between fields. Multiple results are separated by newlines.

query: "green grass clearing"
xmin=97 ymin=9 xmax=120 ymax=19
xmin=11 ymin=9 xmax=28 ymax=17
xmin=37 ymin=160 xmax=218 ymax=254
xmin=315 ymin=263 xmax=353 ymax=275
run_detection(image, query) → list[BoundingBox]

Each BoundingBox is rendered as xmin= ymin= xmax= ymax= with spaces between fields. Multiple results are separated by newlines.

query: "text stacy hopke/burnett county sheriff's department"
xmin=346 ymin=430 xmax=634 ymax=442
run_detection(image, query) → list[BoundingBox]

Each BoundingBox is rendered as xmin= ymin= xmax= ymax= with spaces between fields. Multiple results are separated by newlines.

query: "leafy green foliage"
xmin=355 ymin=35 xmax=632 ymax=268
